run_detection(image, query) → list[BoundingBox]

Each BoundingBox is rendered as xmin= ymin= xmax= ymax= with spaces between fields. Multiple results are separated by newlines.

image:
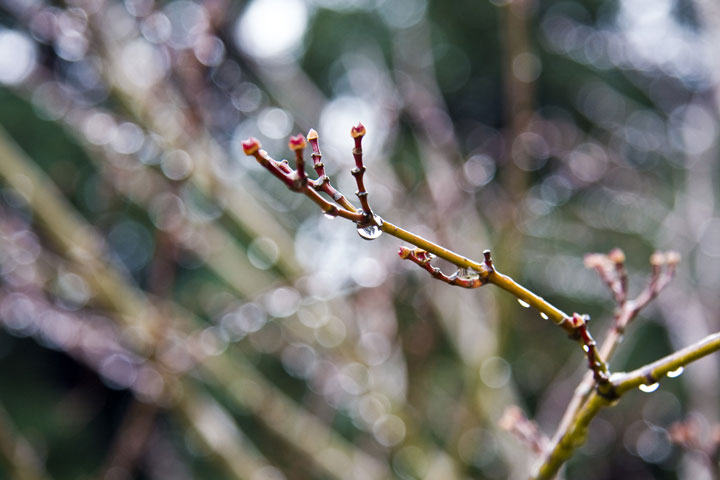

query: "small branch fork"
xmin=534 ymin=331 xmax=720 ymax=480
xmin=532 ymin=249 xmax=684 ymax=479
xmin=242 ymin=131 xmax=367 ymax=225
xmin=584 ymin=249 xmax=680 ymax=349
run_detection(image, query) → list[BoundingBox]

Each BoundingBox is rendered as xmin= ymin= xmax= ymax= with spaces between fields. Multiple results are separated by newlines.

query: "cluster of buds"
xmin=585 ymin=248 xmax=681 ymax=339
xmin=241 ymin=123 xmax=379 ymax=233
xmin=584 ymin=248 xmax=680 ymax=311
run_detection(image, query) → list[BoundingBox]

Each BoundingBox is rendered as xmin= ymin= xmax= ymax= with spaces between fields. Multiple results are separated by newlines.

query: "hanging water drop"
xmin=517 ymin=299 xmax=531 ymax=308
xmin=582 ymin=345 xmax=590 ymax=352
xmin=324 ymin=211 xmax=337 ymax=220
xmin=357 ymin=224 xmax=382 ymax=240
xmin=667 ymin=366 xmax=684 ymax=378
xmin=639 ymin=383 xmax=659 ymax=393
xmin=356 ymin=216 xmax=383 ymax=241
xmin=540 ymin=312 xmax=549 ymax=320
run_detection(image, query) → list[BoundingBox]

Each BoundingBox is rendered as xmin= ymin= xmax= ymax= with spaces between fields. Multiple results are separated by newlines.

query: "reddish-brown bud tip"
xmin=351 ymin=123 xmax=367 ymax=138
xmin=242 ymin=137 xmax=261 ymax=155
xmin=571 ymin=313 xmax=586 ymax=328
xmin=307 ymin=128 xmax=319 ymax=141
xmin=398 ymin=246 xmax=411 ymax=259
xmin=288 ymin=134 xmax=306 ymax=151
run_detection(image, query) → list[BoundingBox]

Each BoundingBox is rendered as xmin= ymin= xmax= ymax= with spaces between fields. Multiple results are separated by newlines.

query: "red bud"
xmin=350 ymin=123 xmax=366 ymax=138
xmin=242 ymin=137 xmax=261 ymax=155
xmin=288 ymin=134 xmax=307 ymax=151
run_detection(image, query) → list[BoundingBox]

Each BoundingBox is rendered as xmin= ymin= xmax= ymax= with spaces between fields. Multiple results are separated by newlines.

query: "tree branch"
xmin=541 ymin=249 xmax=681 ymax=471
xmin=532 ymin=331 xmax=720 ymax=479
xmin=242 ymin=125 xmax=610 ymax=366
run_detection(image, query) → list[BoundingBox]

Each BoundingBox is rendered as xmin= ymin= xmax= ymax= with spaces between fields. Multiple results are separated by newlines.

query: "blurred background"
xmin=0 ymin=0 xmax=719 ymax=479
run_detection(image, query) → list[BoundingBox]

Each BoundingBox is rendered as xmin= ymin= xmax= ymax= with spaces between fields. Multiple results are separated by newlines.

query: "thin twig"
xmin=398 ymin=247 xmax=488 ymax=289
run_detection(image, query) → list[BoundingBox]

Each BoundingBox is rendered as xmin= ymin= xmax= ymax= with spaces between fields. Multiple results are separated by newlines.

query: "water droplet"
xmin=540 ymin=312 xmax=549 ymax=320
xmin=357 ymin=224 xmax=381 ymax=240
xmin=457 ymin=268 xmax=480 ymax=280
xmin=639 ymin=383 xmax=659 ymax=393
xmin=356 ymin=216 xmax=384 ymax=241
xmin=323 ymin=211 xmax=337 ymax=220
xmin=667 ymin=367 xmax=684 ymax=378
xmin=517 ymin=299 xmax=531 ymax=308
xmin=582 ymin=345 xmax=590 ymax=352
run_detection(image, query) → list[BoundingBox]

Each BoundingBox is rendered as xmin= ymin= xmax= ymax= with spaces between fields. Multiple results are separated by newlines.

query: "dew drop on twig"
xmin=540 ymin=312 xmax=549 ymax=320
xmin=324 ymin=211 xmax=337 ymax=220
xmin=357 ymin=224 xmax=382 ymax=240
xmin=667 ymin=366 xmax=684 ymax=378
xmin=517 ymin=299 xmax=531 ymax=308
xmin=357 ymin=217 xmax=384 ymax=240
xmin=639 ymin=383 xmax=659 ymax=393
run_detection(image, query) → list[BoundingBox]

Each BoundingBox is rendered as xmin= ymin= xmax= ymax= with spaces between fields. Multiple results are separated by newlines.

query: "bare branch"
xmin=533 ymin=331 xmax=720 ymax=480
xmin=499 ymin=406 xmax=550 ymax=455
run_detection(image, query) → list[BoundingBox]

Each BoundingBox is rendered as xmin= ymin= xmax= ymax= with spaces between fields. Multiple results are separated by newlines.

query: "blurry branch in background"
xmin=0 ymin=402 xmax=52 ymax=480
xmin=244 ymin=124 xmax=720 ymax=478
xmin=84 ymin=3 xmax=303 ymax=280
xmin=0 ymin=126 xmax=390 ymax=480
xmin=498 ymin=406 xmax=548 ymax=455
xmin=5 ymin=51 xmax=465 ymax=476
xmin=668 ymin=416 xmax=720 ymax=478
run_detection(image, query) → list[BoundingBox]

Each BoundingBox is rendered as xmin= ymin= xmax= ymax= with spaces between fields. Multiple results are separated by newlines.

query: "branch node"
xmin=483 ymin=249 xmax=494 ymax=272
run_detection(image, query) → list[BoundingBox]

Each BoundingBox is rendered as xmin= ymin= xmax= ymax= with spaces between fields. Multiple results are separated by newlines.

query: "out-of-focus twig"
xmin=0 ymin=126 xmax=389 ymax=480
xmin=499 ymin=406 xmax=549 ymax=455
xmin=0 ymin=402 xmax=52 ymax=480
